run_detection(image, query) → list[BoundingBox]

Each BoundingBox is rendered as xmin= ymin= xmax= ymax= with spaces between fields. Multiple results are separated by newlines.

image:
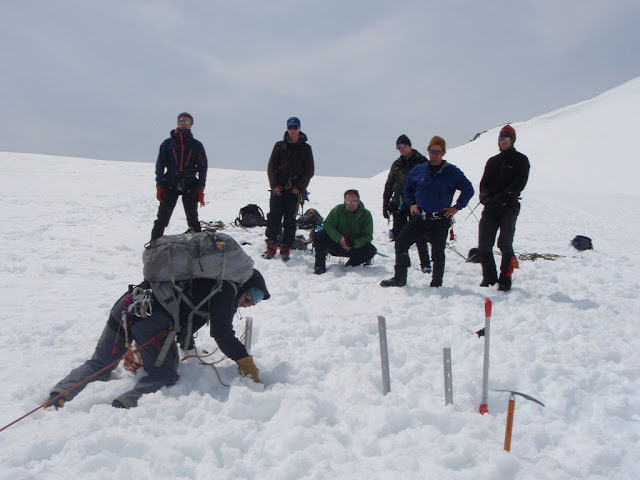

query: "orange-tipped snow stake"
xmin=479 ymin=298 xmax=492 ymax=414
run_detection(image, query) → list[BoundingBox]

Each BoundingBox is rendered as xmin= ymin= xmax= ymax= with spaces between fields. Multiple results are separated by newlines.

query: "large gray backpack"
xmin=142 ymin=231 xmax=254 ymax=365
xmin=143 ymin=231 xmax=254 ymax=284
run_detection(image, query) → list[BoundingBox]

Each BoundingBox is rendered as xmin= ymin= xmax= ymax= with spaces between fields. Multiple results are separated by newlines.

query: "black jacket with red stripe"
xmin=155 ymin=128 xmax=208 ymax=192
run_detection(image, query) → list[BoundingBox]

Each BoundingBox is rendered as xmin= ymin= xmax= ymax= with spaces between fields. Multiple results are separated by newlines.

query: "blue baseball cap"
xmin=287 ymin=117 xmax=301 ymax=128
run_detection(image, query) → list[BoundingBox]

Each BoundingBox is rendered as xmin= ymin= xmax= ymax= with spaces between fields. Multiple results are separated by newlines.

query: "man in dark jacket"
xmin=264 ymin=117 xmax=314 ymax=261
xmin=313 ymin=189 xmax=376 ymax=274
xmin=383 ymin=134 xmax=431 ymax=272
xmin=46 ymin=269 xmax=270 ymax=410
xmin=151 ymin=112 xmax=208 ymax=241
xmin=381 ymin=136 xmax=474 ymax=288
xmin=477 ymin=125 xmax=530 ymax=292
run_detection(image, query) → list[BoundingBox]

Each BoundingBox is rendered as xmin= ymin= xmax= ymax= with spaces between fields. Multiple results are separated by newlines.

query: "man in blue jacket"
xmin=150 ymin=112 xmax=208 ymax=241
xmin=381 ymin=136 xmax=474 ymax=288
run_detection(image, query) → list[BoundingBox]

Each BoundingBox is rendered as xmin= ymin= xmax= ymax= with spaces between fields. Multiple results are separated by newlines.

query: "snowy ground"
xmin=1 ymin=79 xmax=640 ymax=480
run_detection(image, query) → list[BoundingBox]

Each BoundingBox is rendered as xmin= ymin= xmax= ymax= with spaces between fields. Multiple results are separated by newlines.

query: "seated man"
xmin=312 ymin=189 xmax=377 ymax=274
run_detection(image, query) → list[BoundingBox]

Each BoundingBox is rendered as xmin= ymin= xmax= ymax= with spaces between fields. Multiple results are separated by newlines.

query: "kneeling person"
xmin=313 ymin=189 xmax=377 ymax=274
xmin=47 ymin=269 xmax=270 ymax=410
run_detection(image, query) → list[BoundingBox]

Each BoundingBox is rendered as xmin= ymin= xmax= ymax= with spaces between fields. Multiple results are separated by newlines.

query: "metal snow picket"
xmin=494 ymin=390 xmax=545 ymax=452
xmin=443 ymin=347 xmax=453 ymax=406
xmin=244 ymin=317 xmax=253 ymax=355
xmin=378 ymin=315 xmax=391 ymax=395
xmin=479 ymin=298 xmax=492 ymax=414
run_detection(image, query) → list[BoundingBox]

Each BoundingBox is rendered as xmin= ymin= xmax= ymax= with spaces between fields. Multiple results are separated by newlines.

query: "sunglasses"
xmin=396 ymin=144 xmax=408 ymax=150
xmin=499 ymin=136 xmax=512 ymax=141
xmin=178 ymin=119 xmax=192 ymax=125
xmin=287 ymin=125 xmax=299 ymax=130
xmin=428 ymin=149 xmax=444 ymax=155
xmin=241 ymin=290 xmax=254 ymax=307
xmin=344 ymin=200 xmax=359 ymax=205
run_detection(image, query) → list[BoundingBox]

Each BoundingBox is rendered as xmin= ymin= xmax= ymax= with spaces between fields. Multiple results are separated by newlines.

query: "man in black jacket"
xmin=47 ymin=269 xmax=270 ymax=409
xmin=383 ymin=135 xmax=431 ymax=272
xmin=264 ymin=117 xmax=315 ymax=261
xmin=151 ymin=112 xmax=208 ymax=241
xmin=477 ymin=125 xmax=530 ymax=292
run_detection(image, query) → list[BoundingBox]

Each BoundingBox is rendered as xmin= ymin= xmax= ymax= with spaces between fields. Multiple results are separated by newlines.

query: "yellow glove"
xmin=237 ymin=355 xmax=262 ymax=384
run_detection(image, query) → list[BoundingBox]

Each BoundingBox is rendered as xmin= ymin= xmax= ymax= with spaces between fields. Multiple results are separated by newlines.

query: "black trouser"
xmin=478 ymin=203 xmax=520 ymax=282
xmin=393 ymin=215 xmax=451 ymax=283
xmin=151 ymin=189 xmax=201 ymax=241
xmin=313 ymin=229 xmax=377 ymax=268
xmin=391 ymin=209 xmax=430 ymax=268
xmin=265 ymin=189 xmax=299 ymax=247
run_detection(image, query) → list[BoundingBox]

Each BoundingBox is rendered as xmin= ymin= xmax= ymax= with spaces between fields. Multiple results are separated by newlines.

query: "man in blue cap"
xmin=264 ymin=117 xmax=315 ymax=261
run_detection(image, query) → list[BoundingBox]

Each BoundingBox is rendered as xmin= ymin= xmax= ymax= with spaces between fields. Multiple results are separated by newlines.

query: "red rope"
xmin=123 ymin=344 xmax=144 ymax=374
xmin=0 ymin=335 xmax=160 ymax=434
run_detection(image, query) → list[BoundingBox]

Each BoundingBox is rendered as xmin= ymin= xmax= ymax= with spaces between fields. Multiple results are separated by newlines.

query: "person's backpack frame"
xmin=142 ymin=231 xmax=254 ymax=365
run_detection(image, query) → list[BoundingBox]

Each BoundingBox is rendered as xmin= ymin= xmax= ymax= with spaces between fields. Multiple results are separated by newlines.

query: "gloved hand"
xmin=194 ymin=187 xmax=205 ymax=206
xmin=383 ymin=205 xmax=389 ymax=219
xmin=237 ymin=355 xmax=262 ymax=383
xmin=156 ymin=186 xmax=167 ymax=201
xmin=493 ymin=192 xmax=506 ymax=205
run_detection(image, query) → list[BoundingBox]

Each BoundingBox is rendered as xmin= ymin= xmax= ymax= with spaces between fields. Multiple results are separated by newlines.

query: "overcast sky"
xmin=2 ymin=1 xmax=639 ymax=179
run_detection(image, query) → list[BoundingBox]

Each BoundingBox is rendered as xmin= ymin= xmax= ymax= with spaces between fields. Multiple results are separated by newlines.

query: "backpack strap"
xmin=177 ymin=280 xmax=222 ymax=355
xmin=150 ymin=281 xmax=183 ymax=367
xmin=150 ymin=278 xmax=225 ymax=366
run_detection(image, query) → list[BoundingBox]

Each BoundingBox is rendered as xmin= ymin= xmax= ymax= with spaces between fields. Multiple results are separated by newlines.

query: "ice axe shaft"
xmin=504 ymin=398 xmax=515 ymax=451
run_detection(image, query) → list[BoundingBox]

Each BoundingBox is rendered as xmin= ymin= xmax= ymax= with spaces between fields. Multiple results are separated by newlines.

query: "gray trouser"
xmin=51 ymin=298 xmax=179 ymax=408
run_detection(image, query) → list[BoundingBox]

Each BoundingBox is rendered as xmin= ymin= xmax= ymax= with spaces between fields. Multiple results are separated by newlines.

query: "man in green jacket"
xmin=312 ymin=189 xmax=377 ymax=274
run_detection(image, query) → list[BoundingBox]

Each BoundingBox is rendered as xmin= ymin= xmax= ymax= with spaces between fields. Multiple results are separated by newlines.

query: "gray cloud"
xmin=2 ymin=0 xmax=639 ymax=178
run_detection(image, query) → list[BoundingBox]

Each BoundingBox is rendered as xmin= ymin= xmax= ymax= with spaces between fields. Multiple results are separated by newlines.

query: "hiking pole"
xmin=494 ymin=390 xmax=545 ymax=452
xmin=479 ymin=297 xmax=492 ymax=414
xmin=0 ymin=335 xmax=159 ymax=434
xmin=448 ymin=245 xmax=469 ymax=261
xmin=465 ymin=202 xmax=480 ymax=221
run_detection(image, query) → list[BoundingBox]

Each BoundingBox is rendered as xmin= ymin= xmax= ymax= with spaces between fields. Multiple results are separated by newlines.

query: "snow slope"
xmin=1 ymin=78 xmax=639 ymax=479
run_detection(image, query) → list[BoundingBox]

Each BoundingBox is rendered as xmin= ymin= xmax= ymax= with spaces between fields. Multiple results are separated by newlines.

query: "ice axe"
xmin=494 ymin=390 xmax=545 ymax=452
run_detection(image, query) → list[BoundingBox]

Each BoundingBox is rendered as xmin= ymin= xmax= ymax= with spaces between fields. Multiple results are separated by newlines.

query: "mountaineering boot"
xmin=380 ymin=277 xmax=406 ymax=287
xmin=430 ymin=279 xmax=442 ymax=288
xmin=498 ymin=276 xmax=512 ymax=292
xmin=237 ymin=355 xmax=262 ymax=383
xmin=314 ymin=266 xmax=326 ymax=275
xmin=421 ymin=264 xmax=432 ymax=274
xmin=280 ymin=246 xmax=291 ymax=262
xmin=262 ymin=241 xmax=277 ymax=259
xmin=479 ymin=279 xmax=496 ymax=287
